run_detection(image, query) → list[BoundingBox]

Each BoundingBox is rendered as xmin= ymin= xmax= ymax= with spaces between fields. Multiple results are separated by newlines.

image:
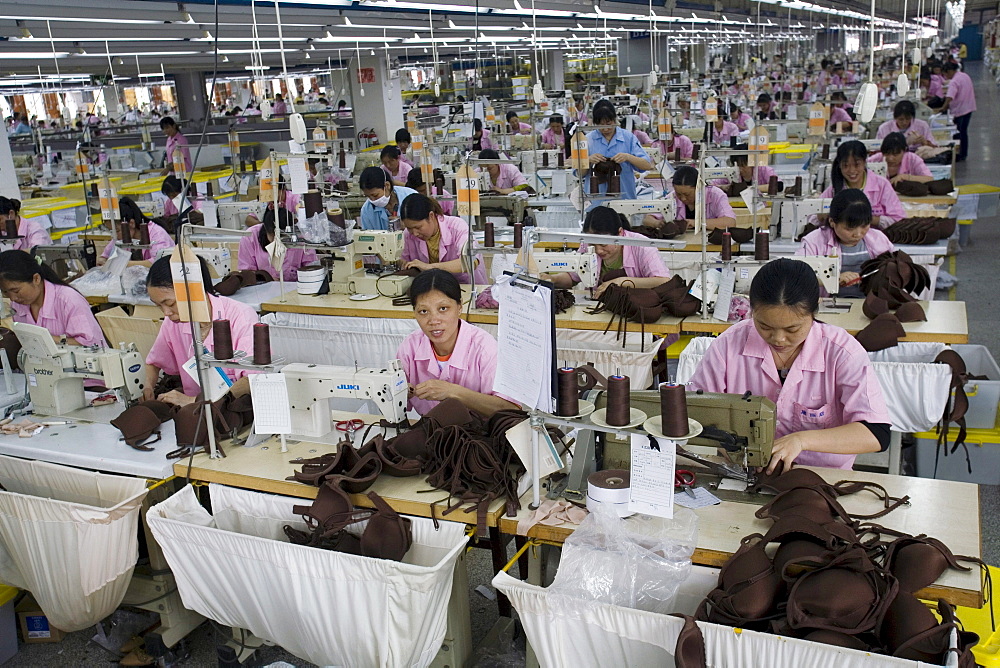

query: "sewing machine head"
xmin=700 ymin=166 xmax=741 ymax=184
xmin=533 ymin=251 xmax=599 ymax=289
xmin=281 ymin=361 xmax=408 ymax=438
xmin=477 ymin=194 xmax=528 ymax=226
xmin=157 ymin=245 xmax=232 ymax=278
xmin=606 ymin=198 xmax=678 ymax=223
xmin=217 ymin=201 xmax=266 ymax=230
xmin=327 ymin=230 xmax=411 ymax=297
xmin=30 ymin=244 xmax=96 ymax=282
xmin=11 ymin=322 xmax=145 ymax=416
xmin=351 ymin=151 xmax=383 ymax=178
xmin=353 ymin=230 xmax=404 ymax=265
xmin=731 ymin=255 xmax=841 ymax=296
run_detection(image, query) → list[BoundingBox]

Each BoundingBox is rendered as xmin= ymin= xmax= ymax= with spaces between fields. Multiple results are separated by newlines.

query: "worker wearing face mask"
xmin=358 ymin=167 xmax=418 ymax=231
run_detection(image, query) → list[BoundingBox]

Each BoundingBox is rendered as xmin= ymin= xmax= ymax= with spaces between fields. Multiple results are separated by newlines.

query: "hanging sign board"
xmin=455 ymin=164 xmax=481 ymax=217
xmin=808 ymin=103 xmax=828 ymax=136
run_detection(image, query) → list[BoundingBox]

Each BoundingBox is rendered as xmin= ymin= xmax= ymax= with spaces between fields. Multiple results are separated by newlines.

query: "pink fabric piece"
xmin=875 ymin=118 xmax=936 ymax=145
xmin=12 ymin=281 xmax=106 ymax=347
xmin=868 ymin=152 xmax=932 ymax=179
xmin=946 ymin=71 xmax=976 ymax=117
xmin=237 ymin=224 xmax=318 ymax=281
xmin=101 ymin=221 xmax=174 ymax=261
xmin=688 ymin=319 xmax=890 ymax=470
xmin=493 ymin=163 xmax=527 ymax=191
xmin=145 ymin=295 xmax=259 ymax=397
xmin=165 ymin=132 xmax=192 ymax=173
xmin=401 ymin=214 xmax=486 ymax=285
xmin=516 ymin=499 xmax=588 ymax=535
xmin=672 ymin=185 xmax=736 ymax=221
xmin=820 ymin=172 xmax=906 ymax=228
xmin=13 ymin=216 xmax=52 ymax=251
xmin=397 ymin=321 xmax=507 ymax=415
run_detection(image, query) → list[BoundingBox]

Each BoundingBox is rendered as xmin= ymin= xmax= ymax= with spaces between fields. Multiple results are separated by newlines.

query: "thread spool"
xmin=692 ymin=144 xmax=701 ymax=160
xmin=239 ymin=158 xmax=247 ymax=172
xmin=659 ymin=382 xmax=689 ymax=437
xmin=781 ymin=111 xmax=787 ymax=120
xmin=4 ymin=218 xmax=17 ymax=239
xmin=303 ymin=190 xmax=324 ymax=218
xmin=755 ymin=229 xmax=770 ymax=261
xmin=253 ymin=322 xmax=271 ymax=365
xmin=327 ymin=208 xmax=346 ymax=228
xmin=821 ymin=144 xmax=830 ymax=160
xmin=767 ymin=175 xmax=779 ymax=197
xmin=675 ymin=148 xmax=681 ymax=162
xmin=120 ymin=222 xmax=132 ymax=245
xmin=794 ymin=176 xmax=803 ymax=195
xmin=338 ymin=146 xmax=347 ymax=169
xmin=586 ymin=469 xmax=632 ymax=517
xmin=138 ymin=222 xmax=150 ymax=246
xmin=606 ymin=375 xmax=631 ymax=426
xmin=90 ymin=182 xmax=99 ymax=198
xmin=557 ymin=151 xmax=565 ymax=167
xmin=513 ymin=222 xmax=523 ymax=249
xmin=542 ymin=151 xmax=549 ymax=168
xmin=557 ymin=367 xmax=579 ymax=417
xmin=205 ymin=181 xmax=214 ymax=197
xmin=721 ymin=230 xmax=732 ymax=261
xmin=484 ymin=222 xmax=495 ymax=247
xmin=589 ymin=167 xmax=600 ymax=195
xmin=212 ymin=318 xmax=234 ymax=360
xmin=730 ymin=136 xmax=738 ymax=149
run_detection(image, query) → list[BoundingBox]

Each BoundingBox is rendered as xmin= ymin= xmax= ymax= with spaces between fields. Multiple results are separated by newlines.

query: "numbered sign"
xmin=485 ymin=105 xmax=495 ymax=124
xmin=75 ymin=150 xmax=90 ymax=177
xmin=705 ymin=97 xmax=718 ymax=123
xmin=411 ymin=133 xmax=424 ymax=156
xmin=98 ymin=175 xmax=119 ymax=222
xmin=259 ymin=155 xmax=274 ymax=198
xmin=228 ymin=129 xmax=240 ymax=162
xmin=570 ymin=130 xmax=589 ymax=169
xmin=169 ymin=245 xmax=210 ymax=323
xmin=311 ymin=126 xmax=326 ymax=154
xmin=808 ymin=102 xmax=828 ymax=136
xmin=689 ymin=82 xmax=698 ymax=105
xmin=455 ymin=164 xmax=480 ymax=217
xmin=172 ymin=147 xmax=186 ymax=176
xmin=657 ymin=113 xmax=673 ymax=142
xmin=748 ymin=126 xmax=769 ymax=168
xmin=406 ymin=111 xmax=417 ymax=134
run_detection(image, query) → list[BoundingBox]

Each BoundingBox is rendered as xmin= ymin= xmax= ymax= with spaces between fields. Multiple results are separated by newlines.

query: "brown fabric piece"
xmin=696 ymin=534 xmax=782 ymax=629
xmin=935 ymin=349 xmax=971 ymax=474
xmin=855 ymin=313 xmax=905 ymax=352
xmin=707 ymin=227 xmax=754 ymax=244
xmin=552 ymin=289 xmax=575 ymax=314
xmin=801 ymin=630 xmax=871 ymax=651
xmin=894 ymin=301 xmax=927 ymax=322
xmin=110 ymin=405 xmax=163 ymax=451
xmin=671 ymin=614 xmax=707 ymax=668
xmin=860 ymin=251 xmax=931 ymax=300
xmin=927 ymin=179 xmax=954 ymax=196
xmin=862 ymin=293 xmax=890 ymax=320
xmin=795 ymin=222 xmax=819 ymax=243
xmin=883 ymin=534 xmax=973 ymax=593
xmin=0 ymin=328 xmax=22 ymax=371
xmin=135 ymin=400 xmax=177 ymax=423
xmin=883 ymin=217 xmax=955 ymax=245
xmin=893 ymin=180 xmax=929 ymax=197
xmin=360 ymin=491 xmax=413 ymax=560
xmin=173 ymin=399 xmax=230 ymax=453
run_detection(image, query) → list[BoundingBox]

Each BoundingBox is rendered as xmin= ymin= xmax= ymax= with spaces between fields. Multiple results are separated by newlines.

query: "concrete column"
xmin=349 ymin=55 xmax=404 ymax=146
xmin=173 ymin=71 xmax=209 ymax=123
xmin=0 ymin=131 xmax=18 ymax=200
xmin=543 ymin=50 xmax=564 ymax=91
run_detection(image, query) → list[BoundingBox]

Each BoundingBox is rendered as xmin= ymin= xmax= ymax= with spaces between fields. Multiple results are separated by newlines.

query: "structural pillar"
xmin=173 ymin=71 xmax=209 ymax=123
xmin=349 ymin=55 xmax=404 ymax=147
xmin=543 ymin=50 xmax=564 ymax=92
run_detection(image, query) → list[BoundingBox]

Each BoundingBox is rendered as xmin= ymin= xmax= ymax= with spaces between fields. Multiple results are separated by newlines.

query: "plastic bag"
xmin=121 ymin=265 xmax=150 ymax=298
xmin=546 ymin=503 xmax=698 ymax=615
xmin=70 ymin=266 xmax=122 ymax=297
xmin=295 ymin=212 xmax=347 ymax=246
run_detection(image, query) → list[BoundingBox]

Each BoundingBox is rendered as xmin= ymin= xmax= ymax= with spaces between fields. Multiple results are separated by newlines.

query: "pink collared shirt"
xmin=397 ymin=320 xmax=508 ymax=415
xmin=653 ymin=134 xmax=694 ymax=160
xmin=710 ymin=165 xmax=777 ymax=189
xmin=510 ymin=121 xmax=532 ymax=135
xmin=541 ymin=128 xmax=564 ymax=147
xmin=163 ymin=195 xmax=204 ymax=218
xmin=430 ymin=187 xmax=455 ymax=215
xmin=399 ymin=153 xmax=414 ymax=168
xmin=101 ymin=220 xmax=174 ymax=261
xmin=711 ymin=120 xmax=740 ymax=145
xmin=165 ymin=132 xmax=192 ymax=173
xmin=632 ymin=129 xmax=654 ymax=146
xmin=821 ymin=171 xmax=906 ymax=228
xmin=271 ymin=101 xmax=288 ymax=116
xmin=12 ymin=216 xmax=52 ymax=251
xmin=12 ymin=281 xmax=106 ymax=347
xmin=580 ymin=229 xmax=670 ymax=283
xmin=829 ymin=107 xmax=852 ymax=127
xmin=237 ymin=224 xmax=318 ymax=281
xmin=798 ymin=225 xmax=895 ymax=259
xmin=945 ymin=71 xmax=976 ymax=117
xmin=245 ymin=191 xmax=298 ymax=223
xmin=385 ymin=161 xmax=413 ymax=184
xmin=491 ymin=163 xmax=527 ymax=191
xmin=688 ymin=318 xmax=890 ymax=470
xmin=146 ymin=294 xmax=258 ymax=397
xmin=401 ymin=214 xmax=487 ymax=285
xmin=731 ymin=112 xmax=752 ymax=131
xmin=673 ymin=185 xmax=736 ymax=221
xmin=928 ymin=74 xmax=945 ymax=98
xmin=474 ymin=129 xmax=495 ymax=151
xmin=868 ymin=152 xmax=932 ymax=179
xmin=875 ymin=118 xmax=936 ymax=146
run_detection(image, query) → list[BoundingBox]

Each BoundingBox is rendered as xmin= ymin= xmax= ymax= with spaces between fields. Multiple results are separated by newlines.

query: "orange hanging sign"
xmin=748 ymin=126 xmax=769 ymax=168
xmin=570 ymin=130 xmax=589 ymax=166
xmin=259 ymin=155 xmax=274 ymax=198
xmin=808 ymin=102 xmax=828 ymax=136
xmin=705 ymin=97 xmax=718 ymax=123
xmin=455 ymin=164 xmax=480 ymax=217
xmin=169 ymin=245 xmax=211 ymax=323
xmin=98 ymin=175 xmax=119 ymax=222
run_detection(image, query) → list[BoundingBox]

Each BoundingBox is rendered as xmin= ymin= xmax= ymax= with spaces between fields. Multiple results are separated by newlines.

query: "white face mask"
xmin=372 ymin=195 xmax=390 ymax=209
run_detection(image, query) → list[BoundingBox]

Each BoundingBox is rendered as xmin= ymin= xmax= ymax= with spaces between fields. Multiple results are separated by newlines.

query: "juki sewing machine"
xmin=606 ymin=197 xmax=678 ymax=222
xmin=328 ymin=230 xmax=413 ymax=297
xmin=731 ymin=255 xmax=841 ymax=296
xmin=532 ymin=251 xmax=600 ymax=289
xmin=700 ymin=166 xmax=741 ymax=183
xmin=217 ymin=201 xmax=266 ymax=230
xmin=478 ymin=194 xmax=529 ymax=226
xmin=12 ymin=322 xmax=145 ymax=416
xmin=769 ymin=197 xmax=833 ymax=240
xmin=281 ymin=361 xmax=408 ymax=439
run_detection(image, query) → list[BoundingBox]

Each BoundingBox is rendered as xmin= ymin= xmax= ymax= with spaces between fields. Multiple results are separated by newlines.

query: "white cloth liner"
xmin=677 ymin=338 xmax=951 ymax=433
xmin=146 ymin=483 xmax=468 ymax=668
xmin=493 ymin=567 xmax=957 ymax=668
xmin=0 ymin=456 xmax=147 ymax=632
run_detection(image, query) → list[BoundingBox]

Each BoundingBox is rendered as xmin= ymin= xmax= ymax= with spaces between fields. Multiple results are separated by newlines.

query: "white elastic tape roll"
xmin=586 ymin=469 xmax=632 ymax=517
xmin=297 ymin=267 xmax=327 ymax=295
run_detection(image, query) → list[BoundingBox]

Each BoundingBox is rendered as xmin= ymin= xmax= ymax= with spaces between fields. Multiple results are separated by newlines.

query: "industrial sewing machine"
xmin=217 ymin=201 xmax=266 ymax=230
xmin=281 ymin=361 xmax=408 ymax=439
xmin=700 ymin=166 xmax=742 ymax=184
xmin=156 ymin=245 xmax=232 ymax=278
xmin=532 ymin=251 xmax=600 ymax=289
xmin=731 ymin=255 xmax=841 ymax=296
xmin=606 ymin=197 xmax=678 ymax=223
xmin=12 ymin=322 xmax=145 ymax=416
xmin=327 ymin=230 xmax=413 ymax=297
xmin=769 ymin=197 xmax=832 ymax=240
xmin=31 ymin=243 xmax=96 ymax=282
xmin=478 ymin=194 xmax=529 ymax=227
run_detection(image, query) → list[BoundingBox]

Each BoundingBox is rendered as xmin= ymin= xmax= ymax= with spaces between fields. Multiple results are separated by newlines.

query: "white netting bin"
xmin=146 ymin=484 xmax=468 ymax=668
xmin=262 ymin=312 xmax=418 ymax=367
xmin=0 ymin=456 xmax=147 ymax=632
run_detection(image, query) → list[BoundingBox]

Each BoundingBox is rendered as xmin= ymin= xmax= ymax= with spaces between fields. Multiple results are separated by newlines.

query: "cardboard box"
xmin=16 ymin=594 xmax=64 ymax=644
xmin=96 ymin=306 xmax=164 ymax=361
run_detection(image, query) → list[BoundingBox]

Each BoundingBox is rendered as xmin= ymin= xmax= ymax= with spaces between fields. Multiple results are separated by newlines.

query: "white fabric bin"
xmin=951 ymin=344 xmax=1000 ymax=430
xmin=146 ymin=484 xmax=468 ymax=668
xmin=0 ymin=456 xmax=147 ymax=632
xmin=493 ymin=567 xmax=956 ymax=668
xmin=262 ymin=312 xmax=418 ymax=367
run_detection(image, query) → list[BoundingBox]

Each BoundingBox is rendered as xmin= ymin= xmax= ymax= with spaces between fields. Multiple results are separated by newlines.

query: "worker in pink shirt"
xmin=399 ymin=194 xmax=486 ymax=285
xmin=394 ymin=129 xmax=415 ymax=167
xmin=820 ymin=141 xmax=906 ymax=228
xmin=0 ymin=197 xmax=51 ymax=251
xmin=1 ymin=250 xmax=106 ymax=347
xmin=870 ymin=133 xmax=933 ymax=186
xmin=729 ymin=105 xmax=752 ymax=131
xmin=159 ymin=117 xmax=192 ymax=176
xmin=671 ymin=166 xmax=737 ymax=230
xmin=875 ymin=100 xmax=937 ymax=147
xmin=938 ymin=62 xmax=976 ymax=161
xmin=270 ymin=94 xmax=288 ymax=116
xmin=710 ymin=117 xmax=740 ymax=145
xmin=406 ymin=169 xmax=455 ymax=216
xmin=238 ymin=208 xmax=317 ymax=281
xmin=710 ymin=145 xmax=778 ymax=192
xmin=161 ymin=176 xmax=205 ymax=218
xmin=98 ymin=197 xmax=175 ymax=265
xmin=829 ymin=92 xmax=853 ymax=132
xmin=471 ymin=119 xmax=494 ymax=152
xmin=380 ymin=145 xmax=413 ymax=187
xmin=242 ymin=177 xmax=299 ymax=227
xmin=652 ymin=133 xmax=694 ymax=161
xmin=397 ymin=269 xmax=517 ymax=416
xmin=144 ymin=256 xmax=258 ymax=406
xmin=478 ymin=149 xmax=531 ymax=194
xmin=505 ymin=111 xmax=532 ymax=135
xmin=540 ymin=114 xmax=565 ymax=149
xmin=568 ymin=97 xmax=589 ymax=126
xmin=689 ymin=258 xmax=891 ymax=471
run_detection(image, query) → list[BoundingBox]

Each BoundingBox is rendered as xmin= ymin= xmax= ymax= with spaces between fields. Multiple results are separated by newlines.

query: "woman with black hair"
xmin=669 ymin=166 xmax=736 ymax=231
xmin=0 ymin=249 xmax=105 ymax=347
xmin=399 ymin=193 xmax=485 ymax=284
xmin=97 ymin=196 xmax=175 ymax=266
xmin=161 ymin=175 xmax=205 ymax=219
xmin=471 ymin=118 xmax=494 ymax=151
xmin=0 ymin=197 xmax=51 ymax=251
xmin=396 ymin=269 xmax=516 ymax=416
xmin=875 ymin=99 xmax=937 ymax=147
xmin=478 ymin=149 xmax=530 ymax=194
xmin=405 ymin=169 xmax=454 ymax=216
xmin=505 ymin=111 xmax=531 ymax=135
xmin=143 ymin=255 xmax=257 ymax=406
xmin=359 ymin=166 xmax=418 ymax=231
xmin=819 ymin=140 xmax=905 ymax=228
xmin=159 ymin=116 xmax=191 ymax=175
xmin=586 ymin=99 xmax=653 ymax=203
xmin=689 ymin=258 xmax=891 ymax=472
xmin=380 ymin=145 xmax=412 ymax=187
xmin=237 ymin=207 xmax=317 ymax=281
xmin=394 ymin=128 xmax=414 ymax=167
xmin=868 ymin=133 xmax=933 ymax=186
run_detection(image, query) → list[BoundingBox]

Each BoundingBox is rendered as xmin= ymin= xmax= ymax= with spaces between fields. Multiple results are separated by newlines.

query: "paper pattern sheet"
xmin=249 ymin=374 xmax=292 ymax=435
xmin=491 ymin=276 xmax=554 ymax=412
xmin=628 ymin=434 xmax=676 ymax=519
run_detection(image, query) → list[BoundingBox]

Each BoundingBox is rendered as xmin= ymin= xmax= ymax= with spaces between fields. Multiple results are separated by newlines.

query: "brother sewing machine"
xmin=327 ymin=229 xmax=413 ymax=297
xmin=281 ymin=361 xmax=408 ymax=439
xmin=730 ymin=255 xmax=841 ymax=296
xmin=12 ymin=322 xmax=145 ymax=416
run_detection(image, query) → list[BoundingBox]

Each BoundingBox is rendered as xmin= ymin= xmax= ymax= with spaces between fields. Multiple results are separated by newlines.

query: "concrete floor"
xmin=8 ymin=63 xmax=1000 ymax=668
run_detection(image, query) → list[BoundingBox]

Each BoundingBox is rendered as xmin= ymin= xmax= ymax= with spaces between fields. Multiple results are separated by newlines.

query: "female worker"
xmin=820 ymin=141 xmax=906 ymax=228
xmin=652 ymin=132 xmax=695 ymax=161
xmin=406 ymin=169 xmax=454 ymax=215
xmin=688 ymin=258 xmax=891 ymax=472
xmin=97 ymin=197 xmax=175 ymax=266
xmin=540 ymin=114 xmax=565 ymax=149
xmin=875 ymin=100 xmax=937 ymax=147
xmin=756 ymin=93 xmax=779 ymax=121
xmin=670 ymin=166 xmax=737 ymax=231
xmin=828 ymin=91 xmax=853 ymax=132
xmin=238 ymin=207 xmax=317 ymax=281
xmin=396 ymin=269 xmax=517 ymax=416
xmin=869 ymin=133 xmax=933 ymax=186
xmin=394 ymin=129 xmax=414 ymax=167
xmin=710 ymin=115 xmax=740 ymax=146
xmin=471 ymin=119 xmax=494 ymax=152
xmin=729 ymin=105 xmax=752 ymax=132
xmin=144 ymin=256 xmax=257 ymax=407
xmin=0 ymin=197 xmax=51 ymax=251
xmin=399 ymin=194 xmax=485 ymax=284
xmin=162 ymin=175 xmax=205 ymax=219
xmin=159 ymin=117 xmax=192 ymax=175
xmin=505 ymin=111 xmax=532 ymax=135
xmin=478 ymin=149 xmax=531 ymax=194
xmin=797 ymin=189 xmax=895 ymax=298
xmin=1 ymin=250 xmax=105 ymax=347
xmin=546 ymin=205 xmax=670 ymax=296
xmin=568 ymin=97 xmax=589 ymax=126
xmin=586 ymin=100 xmax=653 ymax=203
xmin=710 ymin=144 xmax=778 ymax=192
xmin=380 ymin=145 xmax=412 ymax=187
xmin=358 ymin=166 xmax=418 ymax=231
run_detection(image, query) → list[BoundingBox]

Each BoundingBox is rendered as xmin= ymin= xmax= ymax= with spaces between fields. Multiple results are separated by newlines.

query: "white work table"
xmin=97 ymin=282 xmax=286 ymax=313
xmin=768 ymin=237 xmax=952 ymax=259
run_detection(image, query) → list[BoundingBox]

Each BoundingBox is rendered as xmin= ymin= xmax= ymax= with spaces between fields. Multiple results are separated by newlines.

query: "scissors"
xmin=334 ymin=419 xmax=365 ymax=435
xmin=675 ymin=469 xmax=698 ymax=499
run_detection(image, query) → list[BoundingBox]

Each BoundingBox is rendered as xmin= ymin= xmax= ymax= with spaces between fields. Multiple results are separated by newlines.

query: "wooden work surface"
xmin=899 ymin=194 xmax=958 ymax=206
xmin=261 ymin=289 xmax=684 ymax=335
xmin=174 ymin=411 xmax=507 ymax=527
xmin=501 ymin=467 xmax=984 ymax=607
xmin=497 ymin=230 xmax=738 ymax=254
xmin=681 ymin=299 xmax=968 ymax=343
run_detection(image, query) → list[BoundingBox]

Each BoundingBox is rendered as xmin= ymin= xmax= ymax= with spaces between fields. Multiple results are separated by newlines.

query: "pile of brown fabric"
xmin=883 ymin=217 xmax=957 ymax=245
xmin=587 ymin=275 xmax=700 ymax=348
xmin=854 ymin=251 xmax=932 ymax=352
xmin=892 ymin=178 xmax=954 ymax=198
xmin=214 ymin=269 xmax=274 ymax=296
xmin=632 ymin=218 xmax=689 ymax=240
xmin=686 ymin=466 xmax=981 ymax=665
xmin=707 ymin=227 xmax=754 ymax=245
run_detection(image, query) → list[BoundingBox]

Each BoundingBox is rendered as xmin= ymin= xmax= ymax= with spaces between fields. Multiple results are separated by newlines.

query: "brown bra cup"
xmin=894 ymin=301 xmax=927 ymax=323
xmin=325 ymin=451 xmax=383 ymax=495
xmin=552 ymin=289 xmax=576 ymax=314
xmin=671 ymin=614 xmax=707 ymax=668
xmin=935 ymin=349 xmax=972 ymax=473
xmin=373 ymin=434 xmax=422 ymax=477
xmin=928 ymin=179 xmax=955 ymax=196
xmin=879 ymin=590 xmax=941 ymax=659
xmin=893 ymin=180 xmax=930 ymax=198
xmin=801 ymin=629 xmax=872 ymax=652
xmin=883 ymin=534 xmax=972 ymax=593
xmin=763 ymin=515 xmax=861 ymax=574
xmin=855 ymin=313 xmax=906 ymax=352
xmin=861 ymin=251 xmax=931 ymax=300
xmin=756 ymin=486 xmax=855 ymax=525
xmin=111 ymin=405 xmax=164 ymax=451
xmin=135 ymin=400 xmax=177 ymax=423
xmin=707 ymin=227 xmax=754 ymax=245
xmin=697 ymin=535 xmax=782 ymax=628
xmin=174 ymin=400 xmax=231 ymax=449
xmin=390 ymin=397 xmax=485 ymax=459
xmin=359 ymin=491 xmax=413 ymax=561
xmin=862 ymin=293 xmax=890 ymax=320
